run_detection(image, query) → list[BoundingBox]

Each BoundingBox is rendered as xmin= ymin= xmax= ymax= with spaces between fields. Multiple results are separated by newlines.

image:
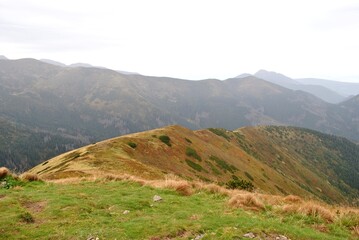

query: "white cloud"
xmin=0 ymin=0 xmax=358 ymax=81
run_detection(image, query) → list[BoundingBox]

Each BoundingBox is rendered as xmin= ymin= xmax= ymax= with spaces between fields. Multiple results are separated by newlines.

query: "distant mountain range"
xmin=236 ymin=70 xmax=359 ymax=103
xmin=0 ymin=57 xmax=359 ymax=171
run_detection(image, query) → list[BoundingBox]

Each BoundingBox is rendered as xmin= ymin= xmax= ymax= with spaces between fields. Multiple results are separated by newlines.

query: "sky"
xmin=1 ymin=0 xmax=359 ymax=82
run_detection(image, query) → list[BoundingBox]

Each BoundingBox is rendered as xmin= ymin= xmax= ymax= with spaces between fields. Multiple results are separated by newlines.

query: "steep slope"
xmin=0 ymin=117 xmax=84 ymax=170
xmin=28 ymin=125 xmax=359 ymax=205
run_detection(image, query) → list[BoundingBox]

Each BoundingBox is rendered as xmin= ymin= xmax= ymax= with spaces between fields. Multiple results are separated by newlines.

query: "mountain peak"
xmin=0 ymin=55 xmax=8 ymax=60
xmin=235 ymin=73 xmax=252 ymax=78
xmin=254 ymin=69 xmax=298 ymax=84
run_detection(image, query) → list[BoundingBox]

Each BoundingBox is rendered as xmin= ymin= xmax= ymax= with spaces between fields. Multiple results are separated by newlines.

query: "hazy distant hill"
xmin=28 ymin=125 xmax=359 ymax=205
xmin=1 ymin=58 xmax=359 ymax=170
xmin=0 ymin=55 xmax=8 ymax=60
xmin=40 ymin=59 xmax=67 ymax=67
xmin=297 ymin=78 xmax=359 ymax=97
xmin=246 ymin=70 xmax=347 ymax=103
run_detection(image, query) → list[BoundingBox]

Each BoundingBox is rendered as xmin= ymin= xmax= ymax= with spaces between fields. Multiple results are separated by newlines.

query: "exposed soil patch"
xmin=22 ymin=201 xmax=47 ymax=213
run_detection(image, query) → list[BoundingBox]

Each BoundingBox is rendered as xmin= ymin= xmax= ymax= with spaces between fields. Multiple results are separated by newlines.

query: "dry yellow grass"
xmin=282 ymin=202 xmax=335 ymax=222
xmin=21 ymin=173 xmax=41 ymax=182
xmin=151 ymin=179 xmax=193 ymax=196
xmin=283 ymin=195 xmax=303 ymax=203
xmin=353 ymin=225 xmax=359 ymax=237
xmin=0 ymin=167 xmax=10 ymax=178
xmin=228 ymin=193 xmax=265 ymax=211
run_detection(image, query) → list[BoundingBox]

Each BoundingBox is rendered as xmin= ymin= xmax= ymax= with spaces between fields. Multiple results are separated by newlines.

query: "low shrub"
xmin=127 ymin=142 xmax=137 ymax=149
xmin=226 ymin=179 xmax=254 ymax=192
xmin=1 ymin=175 xmax=22 ymax=189
xmin=185 ymin=147 xmax=201 ymax=161
xmin=19 ymin=212 xmax=34 ymax=223
xmin=159 ymin=135 xmax=171 ymax=146
xmin=185 ymin=159 xmax=203 ymax=172
xmin=209 ymin=155 xmax=236 ymax=172
xmin=208 ymin=128 xmax=231 ymax=141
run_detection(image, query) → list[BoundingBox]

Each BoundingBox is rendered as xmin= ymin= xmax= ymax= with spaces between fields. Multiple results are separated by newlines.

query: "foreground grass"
xmin=0 ymin=179 xmax=356 ymax=239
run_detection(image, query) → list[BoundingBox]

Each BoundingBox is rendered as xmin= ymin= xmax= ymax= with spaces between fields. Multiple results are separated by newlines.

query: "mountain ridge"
xmin=1 ymin=58 xmax=359 ymax=171
xmin=28 ymin=124 xmax=359 ymax=205
xmin=237 ymin=70 xmax=348 ymax=103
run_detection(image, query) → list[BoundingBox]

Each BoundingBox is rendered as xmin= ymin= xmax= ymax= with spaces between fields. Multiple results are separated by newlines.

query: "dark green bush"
xmin=226 ymin=179 xmax=254 ymax=191
xmin=1 ymin=175 xmax=23 ymax=189
xmin=159 ymin=135 xmax=171 ymax=146
xmin=208 ymin=128 xmax=231 ymax=141
xmin=19 ymin=212 xmax=34 ymax=223
xmin=185 ymin=159 xmax=203 ymax=172
xmin=209 ymin=155 xmax=237 ymax=173
xmin=185 ymin=147 xmax=201 ymax=161
xmin=185 ymin=138 xmax=192 ymax=144
xmin=127 ymin=142 xmax=137 ymax=149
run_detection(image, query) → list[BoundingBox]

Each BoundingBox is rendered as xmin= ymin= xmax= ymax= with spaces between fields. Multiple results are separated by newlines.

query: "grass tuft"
xmin=21 ymin=173 xmax=41 ymax=182
xmin=283 ymin=195 xmax=303 ymax=203
xmin=228 ymin=193 xmax=265 ymax=211
xmin=283 ymin=202 xmax=335 ymax=222
xmin=353 ymin=225 xmax=359 ymax=237
xmin=0 ymin=167 xmax=10 ymax=178
xmin=18 ymin=212 xmax=35 ymax=223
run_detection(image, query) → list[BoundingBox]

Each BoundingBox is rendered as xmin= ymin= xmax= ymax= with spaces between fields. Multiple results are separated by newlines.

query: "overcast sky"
xmin=1 ymin=0 xmax=359 ymax=82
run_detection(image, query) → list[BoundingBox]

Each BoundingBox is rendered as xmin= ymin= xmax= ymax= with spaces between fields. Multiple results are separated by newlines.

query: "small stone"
xmin=193 ymin=234 xmax=205 ymax=240
xmin=123 ymin=210 xmax=130 ymax=214
xmin=243 ymin=232 xmax=256 ymax=238
xmin=87 ymin=236 xmax=99 ymax=240
xmin=276 ymin=235 xmax=289 ymax=240
xmin=153 ymin=195 xmax=162 ymax=202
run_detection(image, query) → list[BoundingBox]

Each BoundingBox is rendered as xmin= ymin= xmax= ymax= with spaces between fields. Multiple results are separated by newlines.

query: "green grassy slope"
xmin=0 ymin=179 xmax=357 ymax=240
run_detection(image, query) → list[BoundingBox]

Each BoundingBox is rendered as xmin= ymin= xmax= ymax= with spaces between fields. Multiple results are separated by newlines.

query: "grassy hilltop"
xmin=1 ymin=125 xmax=358 ymax=239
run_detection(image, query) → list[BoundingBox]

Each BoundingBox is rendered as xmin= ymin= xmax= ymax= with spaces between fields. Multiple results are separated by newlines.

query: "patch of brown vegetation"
xmin=353 ymin=225 xmax=359 ymax=237
xmin=149 ymin=229 xmax=192 ymax=240
xmin=313 ymin=224 xmax=329 ymax=233
xmin=45 ymin=170 xmax=91 ymax=180
xmin=283 ymin=195 xmax=303 ymax=203
xmin=0 ymin=167 xmax=10 ymax=178
xmin=22 ymin=201 xmax=47 ymax=213
xmin=21 ymin=173 xmax=41 ymax=182
xmin=228 ymin=193 xmax=265 ymax=211
xmin=282 ymin=202 xmax=335 ymax=222
xmin=195 ymin=182 xmax=230 ymax=196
